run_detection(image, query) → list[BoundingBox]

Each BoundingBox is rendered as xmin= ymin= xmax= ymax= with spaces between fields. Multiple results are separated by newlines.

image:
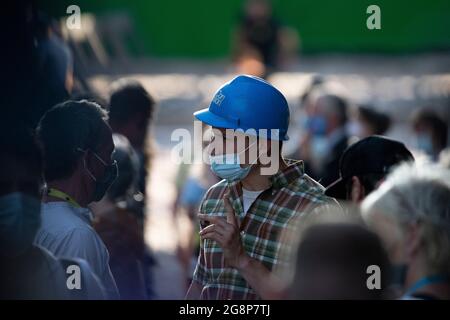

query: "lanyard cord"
xmin=405 ymin=274 xmax=449 ymax=296
xmin=47 ymin=188 xmax=81 ymax=208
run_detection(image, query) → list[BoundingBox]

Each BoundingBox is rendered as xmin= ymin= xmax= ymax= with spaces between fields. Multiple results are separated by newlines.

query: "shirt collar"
xmin=270 ymin=159 xmax=305 ymax=190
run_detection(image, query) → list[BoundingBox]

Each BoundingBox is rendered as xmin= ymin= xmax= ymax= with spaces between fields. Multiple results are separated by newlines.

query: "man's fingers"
xmin=199 ymin=224 xmax=225 ymax=237
xmin=198 ymin=214 xmax=222 ymax=224
xmin=198 ymin=214 xmax=228 ymax=228
xmin=200 ymin=232 xmax=225 ymax=245
xmin=223 ymin=191 xmax=233 ymax=212
xmin=224 ymin=193 xmax=238 ymax=227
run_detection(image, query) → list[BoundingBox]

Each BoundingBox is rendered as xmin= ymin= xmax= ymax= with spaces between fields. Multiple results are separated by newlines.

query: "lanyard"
xmin=47 ymin=188 xmax=81 ymax=208
xmin=405 ymin=275 xmax=448 ymax=296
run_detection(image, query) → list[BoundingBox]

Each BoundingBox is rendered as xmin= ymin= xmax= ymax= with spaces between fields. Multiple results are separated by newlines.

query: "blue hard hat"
xmin=193 ymin=75 xmax=290 ymax=140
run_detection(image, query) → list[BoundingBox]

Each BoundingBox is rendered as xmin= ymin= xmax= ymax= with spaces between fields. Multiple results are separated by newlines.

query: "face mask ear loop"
xmin=77 ymin=148 xmax=97 ymax=182
xmin=91 ymin=151 xmax=109 ymax=166
xmin=237 ymin=140 xmax=260 ymax=167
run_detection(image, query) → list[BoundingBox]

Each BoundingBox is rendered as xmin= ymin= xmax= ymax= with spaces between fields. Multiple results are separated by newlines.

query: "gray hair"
xmin=361 ymin=162 xmax=450 ymax=275
xmin=315 ymin=93 xmax=348 ymax=126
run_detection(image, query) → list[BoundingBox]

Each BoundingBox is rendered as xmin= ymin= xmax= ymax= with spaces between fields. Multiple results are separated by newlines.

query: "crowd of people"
xmin=1 ymin=2 xmax=450 ymax=300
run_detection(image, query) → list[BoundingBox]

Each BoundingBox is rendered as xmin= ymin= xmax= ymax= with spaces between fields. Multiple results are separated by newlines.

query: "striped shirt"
xmin=192 ymin=159 xmax=339 ymax=300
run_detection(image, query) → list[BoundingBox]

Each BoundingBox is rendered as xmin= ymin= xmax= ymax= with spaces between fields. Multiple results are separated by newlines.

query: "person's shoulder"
xmin=64 ymin=226 xmax=104 ymax=246
xmin=30 ymin=245 xmax=64 ymax=274
xmin=36 ymin=245 xmax=106 ymax=299
xmin=204 ymin=179 xmax=228 ymax=199
xmin=290 ymin=173 xmax=338 ymax=207
xmin=41 ymin=223 xmax=104 ymax=255
xmin=40 ymin=202 xmax=87 ymax=228
xmin=56 ymin=227 xmax=109 ymax=267
xmin=199 ymin=179 xmax=228 ymax=213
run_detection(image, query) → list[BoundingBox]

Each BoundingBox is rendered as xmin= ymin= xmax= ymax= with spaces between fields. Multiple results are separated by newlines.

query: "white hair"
xmin=361 ymin=162 xmax=450 ymax=275
xmin=439 ymin=148 xmax=450 ymax=169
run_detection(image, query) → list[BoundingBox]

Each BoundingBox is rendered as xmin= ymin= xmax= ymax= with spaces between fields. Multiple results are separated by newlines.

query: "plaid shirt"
xmin=192 ymin=159 xmax=339 ymax=300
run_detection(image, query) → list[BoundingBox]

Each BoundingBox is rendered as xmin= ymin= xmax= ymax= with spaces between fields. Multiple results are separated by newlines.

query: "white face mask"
xmin=0 ymin=192 xmax=41 ymax=258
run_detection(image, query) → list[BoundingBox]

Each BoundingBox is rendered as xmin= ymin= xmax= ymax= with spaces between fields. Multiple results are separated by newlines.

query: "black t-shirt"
xmin=240 ymin=16 xmax=281 ymax=66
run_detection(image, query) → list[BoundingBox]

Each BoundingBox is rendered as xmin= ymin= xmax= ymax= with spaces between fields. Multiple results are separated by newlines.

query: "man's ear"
xmin=351 ymin=176 xmax=365 ymax=203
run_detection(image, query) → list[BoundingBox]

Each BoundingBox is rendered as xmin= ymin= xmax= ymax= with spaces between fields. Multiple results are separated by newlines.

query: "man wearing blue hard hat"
xmin=186 ymin=75 xmax=339 ymax=300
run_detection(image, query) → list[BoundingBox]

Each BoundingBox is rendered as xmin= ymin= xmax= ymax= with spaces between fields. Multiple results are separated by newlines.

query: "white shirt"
xmin=34 ymin=202 xmax=119 ymax=299
xmin=242 ymin=188 xmax=265 ymax=216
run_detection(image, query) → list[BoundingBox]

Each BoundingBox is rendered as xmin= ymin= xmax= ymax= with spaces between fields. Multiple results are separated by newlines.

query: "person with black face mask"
xmin=34 ymin=100 xmax=119 ymax=299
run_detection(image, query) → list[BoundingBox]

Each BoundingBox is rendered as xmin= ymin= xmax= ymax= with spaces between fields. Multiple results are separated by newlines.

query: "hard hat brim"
xmin=193 ymin=107 xmax=290 ymax=141
xmin=193 ymin=108 xmax=237 ymax=129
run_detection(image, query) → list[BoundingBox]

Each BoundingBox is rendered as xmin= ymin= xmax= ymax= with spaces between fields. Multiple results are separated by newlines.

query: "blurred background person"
xmin=362 ymin=163 xmax=450 ymax=300
xmin=91 ymin=134 xmax=152 ymax=299
xmin=299 ymin=92 xmax=350 ymax=187
xmin=35 ymin=100 xmax=119 ymax=299
xmin=234 ymin=0 xmax=281 ymax=74
xmin=410 ymin=108 xmax=448 ymax=161
xmin=325 ymin=136 xmax=414 ymax=202
xmin=285 ymin=75 xmax=325 ymax=159
xmin=108 ymin=79 xmax=156 ymax=215
xmin=108 ymin=80 xmax=156 ymax=288
xmin=286 ymin=223 xmax=390 ymax=299
xmin=348 ymin=105 xmax=391 ymax=139
xmin=233 ymin=0 xmax=299 ymax=77
xmin=33 ymin=11 xmax=73 ymax=127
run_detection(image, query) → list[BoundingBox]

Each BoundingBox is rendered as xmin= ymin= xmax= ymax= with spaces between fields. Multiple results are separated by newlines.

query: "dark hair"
xmin=36 ymin=100 xmax=108 ymax=181
xmin=109 ymin=80 xmax=155 ymax=126
xmin=358 ymin=105 xmax=391 ymax=135
xmin=0 ymin=117 xmax=43 ymax=197
xmin=345 ymin=172 xmax=385 ymax=199
xmin=412 ymin=109 xmax=448 ymax=149
xmin=71 ymin=91 xmax=108 ymax=109
xmin=290 ymin=223 xmax=390 ymax=299
xmin=107 ymin=134 xmax=139 ymax=201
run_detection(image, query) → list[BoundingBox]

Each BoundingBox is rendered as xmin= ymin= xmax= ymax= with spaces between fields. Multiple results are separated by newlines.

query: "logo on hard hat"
xmin=212 ymin=90 xmax=225 ymax=106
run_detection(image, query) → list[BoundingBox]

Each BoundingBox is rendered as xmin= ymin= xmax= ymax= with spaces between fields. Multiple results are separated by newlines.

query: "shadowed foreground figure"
xmin=287 ymin=223 xmax=390 ymax=300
